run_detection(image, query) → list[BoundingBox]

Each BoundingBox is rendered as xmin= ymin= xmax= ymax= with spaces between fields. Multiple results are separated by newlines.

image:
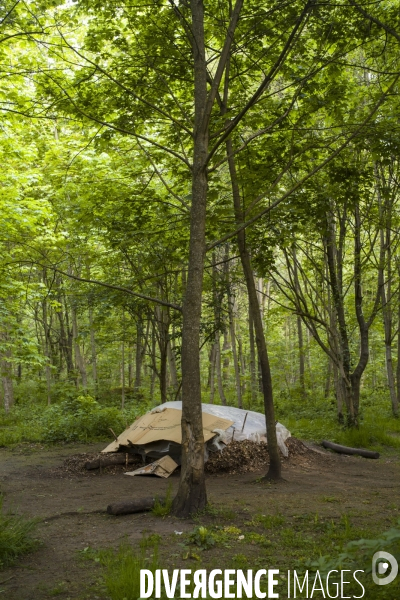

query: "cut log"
xmin=85 ymin=454 xmax=137 ymax=470
xmin=322 ymin=440 xmax=380 ymax=459
xmin=106 ymin=496 xmax=165 ymax=516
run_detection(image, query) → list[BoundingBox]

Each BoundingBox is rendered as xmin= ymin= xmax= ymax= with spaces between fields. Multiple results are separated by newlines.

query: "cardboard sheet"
xmin=125 ymin=455 xmax=178 ymax=478
xmin=102 ymin=407 xmax=233 ymax=453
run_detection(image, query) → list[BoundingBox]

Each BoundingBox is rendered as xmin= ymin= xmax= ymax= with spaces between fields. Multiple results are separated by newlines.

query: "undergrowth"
xmin=84 ymin=536 xmax=160 ymax=600
xmin=1 ymin=387 xmax=400 ymax=453
xmin=90 ymin=514 xmax=399 ymax=598
xmin=152 ymin=484 xmax=173 ymax=517
xmin=0 ymin=496 xmax=40 ymax=569
xmin=0 ymin=395 xmax=150 ymax=446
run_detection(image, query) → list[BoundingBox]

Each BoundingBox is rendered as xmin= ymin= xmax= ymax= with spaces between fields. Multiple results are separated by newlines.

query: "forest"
xmin=1 ymin=1 xmax=400 ymax=598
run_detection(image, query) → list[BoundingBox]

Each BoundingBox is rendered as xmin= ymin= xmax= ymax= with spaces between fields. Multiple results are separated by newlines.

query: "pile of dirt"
xmin=47 ymin=452 xmax=144 ymax=478
xmin=205 ymin=437 xmax=318 ymax=475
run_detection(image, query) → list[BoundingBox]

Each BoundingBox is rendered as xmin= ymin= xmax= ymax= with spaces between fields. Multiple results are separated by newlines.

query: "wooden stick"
xmin=0 ymin=575 xmax=15 ymax=585
xmin=241 ymin=412 xmax=248 ymax=432
xmin=109 ymin=428 xmax=119 ymax=442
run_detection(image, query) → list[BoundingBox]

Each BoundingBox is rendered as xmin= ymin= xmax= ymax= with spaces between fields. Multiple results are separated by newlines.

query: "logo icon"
xmin=372 ymin=551 xmax=398 ymax=585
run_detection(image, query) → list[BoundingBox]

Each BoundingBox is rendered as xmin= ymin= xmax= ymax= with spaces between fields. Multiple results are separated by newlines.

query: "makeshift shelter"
xmin=102 ymin=402 xmax=291 ymax=463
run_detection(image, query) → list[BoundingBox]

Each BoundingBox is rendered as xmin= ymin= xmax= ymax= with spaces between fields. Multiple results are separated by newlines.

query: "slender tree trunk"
xmin=159 ymin=342 xmax=168 ymax=403
xmin=222 ymin=329 xmax=230 ymax=381
xmin=209 ymin=343 xmax=216 ymax=403
xmin=380 ymin=215 xmax=398 ymax=416
xmin=237 ymin=332 xmax=246 ymax=396
xmin=150 ymin=324 xmax=156 ymax=402
xmin=57 ymin=295 xmax=74 ymax=379
xmin=89 ymin=306 xmax=98 ymax=396
xmin=324 ymin=359 xmax=332 ymax=399
xmin=226 ymin=136 xmax=281 ymax=480
xmin=167 ymin=339 xmax=178 ymax=393
xmin=121 ymin=340 xmax=125 ymax=409
xmin=215 ymin=333 xmax=227 ymax=405
xmin=292 ymin=247 xmax=305 ymax=394
xmin=172 ymin=0 xmax=209 ymax=516
xmin=296 ymin=315 xmax=305 ymax=391
xmin=134 ymin=319 xmax=142 ymax=391
xmin=1 ymin=332 xmax=13 ymax=413
xmin=397 ymin=275 xmax=400 ymax=412
xmin=42 ymin=296 xmax=52 ymax=405
xmin=72 ymin=306 xmax=87 ymax=389
xmin=225 ymin=254 xmax=242 ymax=408
xmin=249 ymin=309 xmax=257 ymax=404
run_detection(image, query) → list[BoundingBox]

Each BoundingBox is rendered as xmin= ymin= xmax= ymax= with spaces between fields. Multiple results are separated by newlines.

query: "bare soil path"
xmin=0 ymin=442 xmax=399 ymax=599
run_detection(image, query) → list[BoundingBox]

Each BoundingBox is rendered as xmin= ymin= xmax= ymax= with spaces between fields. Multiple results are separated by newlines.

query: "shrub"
xmin=40 ymin=395 xmax=125 ymax=443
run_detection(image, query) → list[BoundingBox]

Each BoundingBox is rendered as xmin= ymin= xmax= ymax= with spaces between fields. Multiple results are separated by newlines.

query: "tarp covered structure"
xmin=102 ymin=401 xmax=291 ymax=463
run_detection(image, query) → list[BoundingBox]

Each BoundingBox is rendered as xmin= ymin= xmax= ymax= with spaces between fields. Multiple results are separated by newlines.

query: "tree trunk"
xmin=89 ymin=306 xmax=98 ymax=396
xmin=225 ymin=253 xmax=242 ymax=408
xmin=292 ymin=249 xmax=305 ymax=394
xmin=42 ymin=297 xmax=52 ymax=405
xmin=121 ymin=340 xmax=125 ymax=410
xmin=380 ymin=215 xmax=398 ymax=416
xmin=237 ymin=332 xmax=246 ymax=396
xmin=167 ymin=339 xmax=178 ymax=393
xmin=212 ymin=252 xmax=227 ymax=406
xmin=172 ymin=0 xmax=209 ymax=517
xmin=226 ymin=136 xmax=281 ymax=480
xmin=249 ymin=309 xmax=257 ymax=404
xmin=72 ymin=306 xmax=87 ymax=389
xmin=149 ymin=323 xmax=157 ymax=402
xmin=134 ymin=319 xmax=142 ymax=391
xmin=222 ymin=329 xmax=230 ymax=381
xmin=333 ymin=362 xmax=344 ymax=423
xmin=1 ymin=333 xmax=13 ymax=413
xmin=209 ymin=343 xmax=216 ymax=403
xmin=397 ymin=265 xmax=400 ymax=413
xmin=324 ymin=359 xmax=332 ymax=400
xmin=215 ymin=333 xmax=227 ymax=405
xmin=57 ymin=296 xmax=74 ymax=379
xmin=159 ymin=341 xmax=168 ymax=404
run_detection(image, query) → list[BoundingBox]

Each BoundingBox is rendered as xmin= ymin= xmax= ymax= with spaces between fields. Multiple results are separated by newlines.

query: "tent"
xmin=102 ymin=401 xmax=291 ymax=463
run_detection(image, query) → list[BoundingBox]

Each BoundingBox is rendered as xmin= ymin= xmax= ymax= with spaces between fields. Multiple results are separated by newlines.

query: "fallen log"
xmin=107 ymin=496 xmax=165 ymax=516
xmin=322 ymin=440 xmax=380 ymax=459
xmin=85 ymin=454 xmax=137 ymax=470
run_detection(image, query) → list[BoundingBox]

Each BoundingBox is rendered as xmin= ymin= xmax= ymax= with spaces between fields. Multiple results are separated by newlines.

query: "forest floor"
xmin=0 ymin=440 xmax=399 ymax=600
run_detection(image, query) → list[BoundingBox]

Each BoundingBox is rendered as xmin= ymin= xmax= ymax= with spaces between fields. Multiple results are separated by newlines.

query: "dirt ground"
xmin=0 ymin=441 xmax=399 ymax=600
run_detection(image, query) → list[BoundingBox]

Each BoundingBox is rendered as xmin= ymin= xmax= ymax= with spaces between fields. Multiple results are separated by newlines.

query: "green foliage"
xmin=245 ymin=513 xmax=286 ymax=529
xmin=152 ymin=484 xmax=173 ymax=517
xmin=0 ymin=496 xmax=40 ymax=569
xmin=277 ymin=391 xmax=400 ymax=451
xmin=187 ymin=526 xmax=216 ymax=550
xmin=40 ymin=395 xmax=123 ymax=443
xmin=306 ymin=522 xmax=400 ymax=599
xmin=89 ymin=537 xmax=159 ymax=600
xmin=0 ymin=395 xmax=148 ymax=446
xmin=308 ymin=520 xmax=400 ymax=574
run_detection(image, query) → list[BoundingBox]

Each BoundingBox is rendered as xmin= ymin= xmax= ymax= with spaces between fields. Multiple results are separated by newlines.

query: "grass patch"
xmin=152 ymin=484 xmax=173 ymax=517
xmin=0 ymin=496 xmax=40 ymax=569
xmin=90 ymin=536 xmax=159 ymax=600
